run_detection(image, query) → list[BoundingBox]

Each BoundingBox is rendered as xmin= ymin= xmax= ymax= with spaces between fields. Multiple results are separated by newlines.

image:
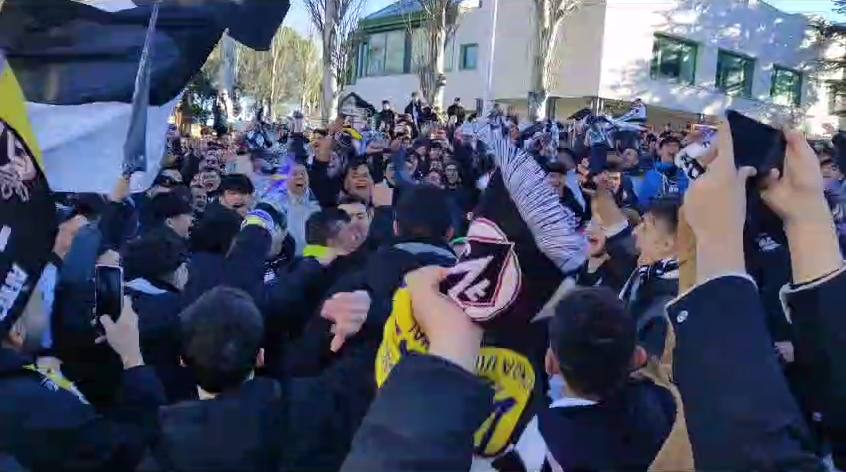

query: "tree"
xmin=527 ymin=0 xmax=593 ymax=122
xmin=408 ymin=0 xmax=461 ymax=109
xmin=234 ymin=27 xmax=323 ymax=120
xmin=305 ymin=0 xmax=365 ymax=124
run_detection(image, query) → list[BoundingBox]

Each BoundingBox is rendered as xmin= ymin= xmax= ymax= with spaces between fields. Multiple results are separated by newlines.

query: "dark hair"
xmin=180 ymin=287 xmax=264 ymax=394
xmin=382 ymin=100 xmax=390 ymax=105
xmin=152 ymin=187 xmax=193 ymax=221
xmin=122 ymin=227 xmax=188 ymax=281
xmin=550 ymin=287 xmax=635 ymax=398
xmin=395 ymin=185 xmax=452 ymax=240
xmin=659 ymin=136 xmax=681 ymax=148
xmin=306 ymin=208 xmax=350 ymax=246
xmin=338 ymin=195 xmax=369 ymax=208
xmin=646 ymin=196 xmax=681 ymax=234
xmin=219 ymin=173 xmax=255 ymax=195
xmin=190 ymin=205 xmax=242 ymax=254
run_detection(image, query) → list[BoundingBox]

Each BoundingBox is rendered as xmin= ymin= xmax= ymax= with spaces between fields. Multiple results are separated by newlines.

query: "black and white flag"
xmin=0 ymin=0 xmax=290 ymax=193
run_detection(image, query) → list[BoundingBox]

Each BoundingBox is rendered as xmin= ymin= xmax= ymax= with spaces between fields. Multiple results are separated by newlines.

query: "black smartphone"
xmin=726 ymin=110 xmax=786 ymax=174
xmin=726 ymin=110 xmax=788 ymax=245
xmin=94 ymin=265 xmax=123 ymax=321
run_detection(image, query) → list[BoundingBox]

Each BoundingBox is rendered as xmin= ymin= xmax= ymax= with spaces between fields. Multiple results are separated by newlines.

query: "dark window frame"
xmin=459 ymin=43 xmax=479 ymax=70
xmin=650 ymin=34 xmax=698 ymax=85
xmin=770 ymin=65 xmax=802 ymax=107
xmin=716 ymin=49 xmax=756 ymax=98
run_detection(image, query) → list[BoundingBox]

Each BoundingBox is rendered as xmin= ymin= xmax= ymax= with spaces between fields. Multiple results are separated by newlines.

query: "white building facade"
xmin=343 ymin=0 xmax=844 ymax=135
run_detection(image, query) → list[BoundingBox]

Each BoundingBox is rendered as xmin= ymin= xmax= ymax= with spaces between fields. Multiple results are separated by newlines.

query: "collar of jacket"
xmin=393 ymin=240 xmax=456 ymax=263
xmin=126 ymin=277 xmax=177 ymax=295
xmin=302 ymin=244 xmax=329 ymax=259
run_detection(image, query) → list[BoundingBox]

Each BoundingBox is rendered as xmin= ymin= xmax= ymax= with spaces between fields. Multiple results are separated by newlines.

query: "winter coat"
xmin=0 ymin=348 xmax=165 ymax=471
xmin=342 ymin=353 xmax=492 ymax=472
xmin=540 ymin=380 xmax=675 ymax=471
xmin=141 ymin=353 xmax=373 ymax=472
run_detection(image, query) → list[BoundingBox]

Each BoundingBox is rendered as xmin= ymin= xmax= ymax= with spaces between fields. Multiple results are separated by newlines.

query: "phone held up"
xmin=94 ymin=264 xmax=123 ymax=332
xmin=725 ymin=109 xmax=788 ymax=244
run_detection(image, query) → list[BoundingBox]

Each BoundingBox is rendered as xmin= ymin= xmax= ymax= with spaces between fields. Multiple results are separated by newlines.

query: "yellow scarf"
xmin=376 ymin=288 xmax=536 ymax=458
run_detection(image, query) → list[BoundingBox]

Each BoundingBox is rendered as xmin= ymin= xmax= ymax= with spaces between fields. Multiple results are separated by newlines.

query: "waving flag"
xmin=376 ymin=120 xmax=587 ymax=458
xmin=0 ymin=52 xmax=57 ymax=333
xmin=0 ymin=0 xmax=290 ymax=193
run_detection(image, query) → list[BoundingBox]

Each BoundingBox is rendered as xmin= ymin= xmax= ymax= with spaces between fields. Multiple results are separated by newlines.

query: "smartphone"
xmin=726 ymin=110 xmax=786 ymax=174
xmin=726 ymin=110 xmax=788 ymax=245
xmin=94 ymin=265 xmax=123 ymax=320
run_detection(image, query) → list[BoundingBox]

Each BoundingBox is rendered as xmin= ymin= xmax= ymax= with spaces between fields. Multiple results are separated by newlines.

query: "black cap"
xmin=219 ymin=174 xmax=255 ymax=195
xmin=152 ymin=187 xmax=192 ymax=221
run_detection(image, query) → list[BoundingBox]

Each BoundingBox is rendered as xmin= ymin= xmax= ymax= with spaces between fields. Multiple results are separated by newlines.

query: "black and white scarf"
xmin=619 ymin=258 xmax=680 ymax=308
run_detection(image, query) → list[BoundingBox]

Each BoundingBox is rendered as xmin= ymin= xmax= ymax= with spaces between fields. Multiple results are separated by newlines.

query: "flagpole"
xmin=482 ymin=0 xmax=498 ymax=115
xmin=122 ymin=0 xmax=160 ymax=177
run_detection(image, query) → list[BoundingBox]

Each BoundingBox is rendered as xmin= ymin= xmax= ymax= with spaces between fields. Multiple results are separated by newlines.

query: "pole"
xmin=482 ymin=0 xmax=499 ymax=115
xmin=122 ymin=0 xmax=160 ymax=176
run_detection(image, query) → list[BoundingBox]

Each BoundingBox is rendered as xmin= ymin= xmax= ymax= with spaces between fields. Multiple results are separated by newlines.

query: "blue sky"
xmin=284 ymin=0 xmax=843 ymax=36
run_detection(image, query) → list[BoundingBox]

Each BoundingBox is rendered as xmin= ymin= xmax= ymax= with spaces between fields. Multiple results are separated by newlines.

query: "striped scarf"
xmin=619 ymin=258 xmax=680 ymax=308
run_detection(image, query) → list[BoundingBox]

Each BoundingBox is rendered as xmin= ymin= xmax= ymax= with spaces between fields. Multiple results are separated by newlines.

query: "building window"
xmin=384 ymin=30 xmax=406 ymax=75
xmin=716 ymin=50 xmax=755 ymax=97
xmin=360 ymin=30 xmax=408 ymax=77
xmin=771 ymin=66 xmax=802 ymax=107
xmin=460 ymin=43 xmax=478 ymax=70
xmin=650 ymin=35 xmax=697 ymax=85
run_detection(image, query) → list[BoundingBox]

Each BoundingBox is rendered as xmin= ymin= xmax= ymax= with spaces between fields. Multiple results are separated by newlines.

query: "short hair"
xmin=382 ymin=100 xmax=390 ymax=105
xmin=152 ymin=187 xmax=193 ymax=221
xmin=646 ymin=196 xmax=681 ymax=234
xmin=180 ymin=286 xmax=264 ymax=394
xmin=550 ymin=287 xmax=635 ymax=398
xmin=395 ymin=185 xmax=452 ymax=240
xmin=659 ymin=136 xmax=681 ymax=148
xmin=122 ymin=227 xmax=188 ymax=281
xmin=306 ymin=208 xmax=350 ymax=246
xmin=219 ymin=174 xmax=255 ymax=195
xmin=190 ymin=205 xmax=242 ymax=254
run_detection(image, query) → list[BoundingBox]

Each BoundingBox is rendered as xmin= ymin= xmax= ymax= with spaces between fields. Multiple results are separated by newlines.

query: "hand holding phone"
xmin=95 ymin=265 xmax=123 ymax=321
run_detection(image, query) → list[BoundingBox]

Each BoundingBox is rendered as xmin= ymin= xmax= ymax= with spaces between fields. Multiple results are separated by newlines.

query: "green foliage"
xmin=182 ymin=27 xmax=322 ymax=122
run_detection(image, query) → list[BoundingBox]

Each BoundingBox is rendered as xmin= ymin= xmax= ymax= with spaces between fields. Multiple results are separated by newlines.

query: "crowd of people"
xmin=1 ymin=90 xmax=846 ymax=472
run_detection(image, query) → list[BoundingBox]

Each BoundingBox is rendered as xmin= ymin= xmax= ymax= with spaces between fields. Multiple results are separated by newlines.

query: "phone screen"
xmin=95 ymin=265 xmax=123 ymax=320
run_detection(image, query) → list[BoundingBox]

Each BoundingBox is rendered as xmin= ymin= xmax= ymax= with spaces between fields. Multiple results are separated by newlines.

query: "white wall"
xmin=344 ymin=0 xmax=839 ymax=132
xmin=597 ymin=0 xmax=837 ymax=133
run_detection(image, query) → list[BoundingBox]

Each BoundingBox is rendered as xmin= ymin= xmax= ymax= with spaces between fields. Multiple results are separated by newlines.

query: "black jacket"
xmin=375 ymin=109 xmax=396 ymax=132
xmin=667 ymin=276 xmax=820 ymax=470
xmin=342 ymin=354 xmax=492 ymax=472
xmin=447 ymin=103 xmax=466 ymax=124
xmin=283 ymin=238 xmax=457 ymax=378
xmin=141 ymin=350 xmax=373 ymax=472
xmin=782 ymin=266 xmax=846 ymax=468
xmin=539 ymin=380 xmax=675 ymax=471
xmin=126 ymin=278 xmax=196 ymax=404
xmin=606 ymin=224 xmax=677 ymax=357
xmin=0 ymin=348 xmax=165 ymax=471
xmin=308 ymin=160 xmax=343 ymax=208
